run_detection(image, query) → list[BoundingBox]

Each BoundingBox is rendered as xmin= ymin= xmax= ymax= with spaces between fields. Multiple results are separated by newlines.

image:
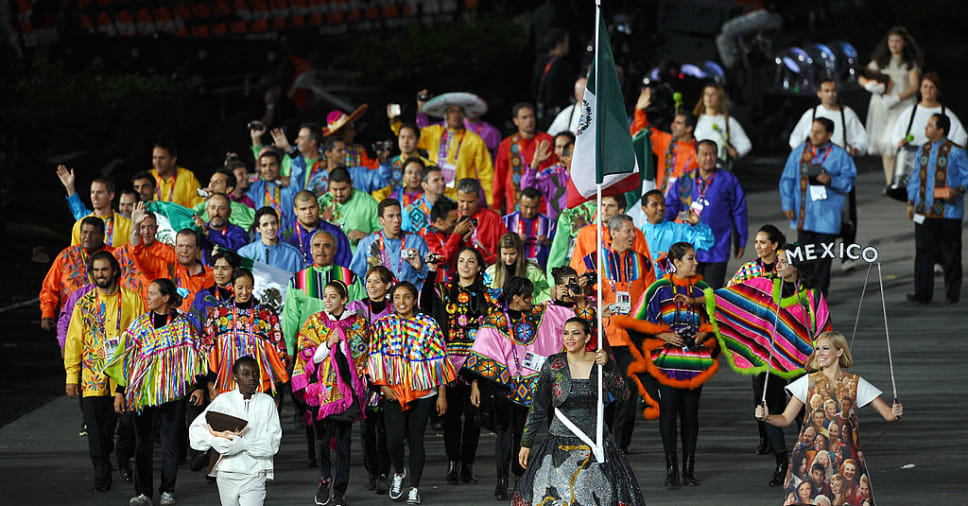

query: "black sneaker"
xmin=389 ymin=473 xmax=406 ymax=501
xmin=333 ymin=495 xmax=348 ymax=506
xmin=315 ymin=478 xmax=333 ymax=505
xmin=375 ymin=473 xmax=389 ymax=495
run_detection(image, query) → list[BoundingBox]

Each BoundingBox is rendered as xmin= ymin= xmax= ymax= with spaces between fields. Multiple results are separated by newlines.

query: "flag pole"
xmin=594 ymin=0 xmax=605 ymax=461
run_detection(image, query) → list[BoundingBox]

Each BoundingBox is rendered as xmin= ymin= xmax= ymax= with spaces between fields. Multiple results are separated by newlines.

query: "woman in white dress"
xmin=858 ymin=26 xmax=923 ymax=184
xmin=692 ymin=83 xmax=752 ymax=168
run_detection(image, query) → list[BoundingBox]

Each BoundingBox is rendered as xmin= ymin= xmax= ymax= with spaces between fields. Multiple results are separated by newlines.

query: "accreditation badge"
xmin=690 ymin=200 xmax=705 ymax=216
xmin=441 ymin=162 xmax=457 ymax=188
xmin=104 ymin=336 xmax=120 ymax=359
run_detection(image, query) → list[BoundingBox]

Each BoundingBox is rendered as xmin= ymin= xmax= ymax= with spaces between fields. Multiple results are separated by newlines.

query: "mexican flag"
xmin=239 ymin=257 xmax=291 ymax=313
xmin=566 ymin=10 xmax=641 ymax=208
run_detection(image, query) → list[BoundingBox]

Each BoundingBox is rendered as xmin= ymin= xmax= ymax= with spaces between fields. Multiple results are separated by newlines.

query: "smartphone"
xmin=388 ymin=103 xmax=401 ymax=118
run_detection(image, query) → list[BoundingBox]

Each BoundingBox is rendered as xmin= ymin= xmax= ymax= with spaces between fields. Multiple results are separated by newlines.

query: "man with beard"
xmin=41 ymin=216 xmax=111 ymax=332
xmin=64 ymin=252 xmax=144 ymax=491
xmin=194 ymin=193 xmax=249 ymax=266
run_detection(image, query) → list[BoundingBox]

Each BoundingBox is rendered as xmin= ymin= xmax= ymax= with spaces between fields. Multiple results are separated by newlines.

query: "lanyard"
xmin=811 ymin=143 xmax=833 ymax=164
xmin=155 ymin=172 xmax=176 ymax=202
xmin=696 ymin=171 xmax=716 ymax=203
xmin=438 ymin=129 xmax=467 ymax=164
xmin=264 ymin=183 xmax=281 ymax=210
xmin=378 ymin=231 xmax=407 ymax=274
xmin=95 ymin=289 xmax=123 ymax=333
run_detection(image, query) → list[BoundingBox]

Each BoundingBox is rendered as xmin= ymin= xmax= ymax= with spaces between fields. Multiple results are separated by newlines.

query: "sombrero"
xmin=322 ymin=104 xmax=368 ymax=136
xmin=420 ymin=92 xmax=488 ymax=119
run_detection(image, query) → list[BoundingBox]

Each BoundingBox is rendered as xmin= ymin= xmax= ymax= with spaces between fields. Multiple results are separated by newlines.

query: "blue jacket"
xmin=350 ymin=231 xmax=430 ymax=290
xmin=238 ymin=240 xmax=306 ymax=274
xmin=780 ymin=142 xmax=856 ymax=235
xmin=641 ymin=220 xmax=715 ymax=278
xmin=665 ymin=168 xmax=748 ymax=263
xmin=294 ymin=153 xmax=392 ymax=196
xmin=246 ymin=158 xmax=306 ymax=226
xmin=907 ymin=139 xmax=968 ymax=220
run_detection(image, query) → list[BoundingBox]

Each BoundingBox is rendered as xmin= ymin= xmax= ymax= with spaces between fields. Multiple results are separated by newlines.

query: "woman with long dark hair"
xmin=714 ymin=242 xmax=831 ymax=487
xmin=421 ymin=246 xmax=499 ymax=484
xmin=367 ymin=282 xmax=456 ymax=505
xmin=105 ymin=278 xmax=209 ymax=506
xmin=294 ymin=280 xmax=370 ymax=506
xmin=202 ymin=268 xmax=288 ymax=398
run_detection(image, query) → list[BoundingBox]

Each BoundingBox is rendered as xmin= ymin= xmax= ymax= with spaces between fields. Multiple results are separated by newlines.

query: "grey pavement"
xmin=2 ymin=165 xmax=966 ymax=505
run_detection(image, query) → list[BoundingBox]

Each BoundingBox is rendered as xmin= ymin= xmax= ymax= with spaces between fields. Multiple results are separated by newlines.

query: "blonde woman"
xmin=756 ymin=331 xmax=903 ymax=505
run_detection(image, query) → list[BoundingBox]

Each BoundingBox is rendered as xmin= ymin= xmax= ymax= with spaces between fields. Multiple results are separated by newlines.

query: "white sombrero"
xmin=420 ymin=92 xmax=488 ymax=119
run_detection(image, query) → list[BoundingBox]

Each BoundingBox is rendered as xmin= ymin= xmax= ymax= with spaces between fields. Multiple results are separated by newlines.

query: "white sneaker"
xmin=159 ymin=491 xmax=176 ymax=505
xmin=129 ymin=495 xmax=152 ymax=506
xmin=406 ymin=487 xmax=422 ymax=505
xmin=389 ymin=472 xmax=406 ymax=501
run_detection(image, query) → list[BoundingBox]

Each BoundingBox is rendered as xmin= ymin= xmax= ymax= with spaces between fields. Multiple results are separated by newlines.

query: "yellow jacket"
xmin=416 ymin=126 xmax=494 ymax=205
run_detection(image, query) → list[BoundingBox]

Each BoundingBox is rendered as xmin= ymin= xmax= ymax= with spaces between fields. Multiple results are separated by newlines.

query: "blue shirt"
xmin=284 ymin=221 xmax=352 ymax=268
xmin=238 ymin=240 xmax=306 ymax=274
xmin=665 ymin=168 xmax=749 ymax=263
xmin=298 ymin=154 xmax=392 ymax=196
xmin=246 ymin=158 xmax=306 ymax=226
xmin=350 ymin=231 xmax=430 ymax=290
xmin=641 ymin=220 xmax=715 ymax=277
xmin=66 ymin=193 xmax=91 ymax=221
xmin=200 ymin=223 xmax=250 ymax=265
xmin=780 ymin=142 xmax=856 ymax=235
xmin=907 ymin=138 xmax=968 ymax=220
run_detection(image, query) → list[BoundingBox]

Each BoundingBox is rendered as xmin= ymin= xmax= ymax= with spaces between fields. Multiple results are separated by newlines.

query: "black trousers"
xmin=314 ymin=418 xmax=353 ymax=495
xmin=797 ymin=231 xmax=838 ymax=296
xmin=493 ymin=395 xmax=528 ymax=477
xmin=132 ymin=399 xmax=185 ymax=496
xmin=382 ymin=396 xmax=436 ymax=487
xmin=752 ymin=373 xmax=789 ymax=453
xmin=657 ymin=384 xmax=702 ymax=458
xmin=443 ymin=381 xmax=481 ymax=466
xmin=361 ymin=404 xmax=390 ymax=478
xmin=80 ymin=396 xmax=118 ymax=487
xmin=698 ymin=261 xmax=728 ymax=289
xmin=116 ymin=413 xmax=135 ymax=466
xmin=914 ymin=218 xmax=963 ymax=302
xmin=840 ymin=187 xmax=858 ymax=252
xmin=605 ymin=346 xmax=640 ymax=451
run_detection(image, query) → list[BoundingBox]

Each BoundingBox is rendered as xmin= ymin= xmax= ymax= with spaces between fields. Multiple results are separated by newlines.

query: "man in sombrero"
xmin=397 ymin=92 xmax=496 ymax=206
xmin=320 ymin=105 xmax=380 ymax=169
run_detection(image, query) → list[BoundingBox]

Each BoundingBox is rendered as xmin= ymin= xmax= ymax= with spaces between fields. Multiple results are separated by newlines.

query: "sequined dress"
xmin=513 ymin=354 xmax=646 ymax=506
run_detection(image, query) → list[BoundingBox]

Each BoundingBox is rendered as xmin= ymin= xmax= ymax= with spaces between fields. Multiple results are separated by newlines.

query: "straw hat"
xmin=420 ymin=92 xmax=488 ymax=119
xmin=322 ymin=104 xmax=368 ymax=137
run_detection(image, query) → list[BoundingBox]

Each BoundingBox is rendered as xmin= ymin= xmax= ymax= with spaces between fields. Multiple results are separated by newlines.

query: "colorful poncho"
xmin=612 ymin=274 xmax=719 ymax=419
xmin=202 ymin=301 xmax=289 ymax=394
xmin=103 ymin=312 xmax=208 ymax=413
xmin=712 ymin=276 xmax=831 ymax=378
xmin=293 ymin=312 xmax=370 ymax=421
xmin=367 ymin=313 xmax=456 ymax=409
xmin=463 ymin=304 xmax=573 ymax=407
xmin=426 ymin=280 xmax=501 ymax=371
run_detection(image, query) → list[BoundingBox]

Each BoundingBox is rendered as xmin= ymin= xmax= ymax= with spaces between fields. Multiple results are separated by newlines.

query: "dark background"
xmin=2 ymin=0 xmax=967 ymax=425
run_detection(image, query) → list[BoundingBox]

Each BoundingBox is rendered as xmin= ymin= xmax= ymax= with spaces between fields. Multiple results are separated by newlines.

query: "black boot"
xmin=446 ymin=461 xmax=460 ymax=484
xmin=460 ymin=463 xmax=477 ymax=484
xmin=769 ymin=451 xmax=788 ymax=487
xmin=754 ymin=435 xmax=771 ymax=455
xmin=664 ymin=454 xmax=680 ymax=488
xmin=682 ymin=454 xmax=699 ymax=486
xmin=494 ymin=467 xmax=509 ymax=501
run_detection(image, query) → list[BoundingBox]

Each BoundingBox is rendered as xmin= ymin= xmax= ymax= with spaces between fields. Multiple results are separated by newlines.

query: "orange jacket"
xmin=568 ymin=222 xmax=652 ymax=274
xmin=492 ymin=132 xmax=556 ymax=214
xmin=40 ymin=245 xmax=113 ymax=319
xmin=114 ymin=241 xmax=177 ymax=301
xmin=128 ymin=242 xmax=213 ymax=313
xmin=630 ymin=109 xmax=698 ymax=190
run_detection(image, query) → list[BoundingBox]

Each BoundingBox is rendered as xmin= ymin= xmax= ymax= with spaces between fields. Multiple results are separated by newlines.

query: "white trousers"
xmin=216 ymin=471 xmax=267 ymax=506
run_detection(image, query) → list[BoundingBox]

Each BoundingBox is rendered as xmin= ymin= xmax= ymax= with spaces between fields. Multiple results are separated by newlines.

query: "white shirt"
xmin=786 ymin=374 xmax=882 ymax=409
xmin=788 ymin=104 xmax=870 ymax=154
xmin=891 ymin=104 xmax=968 ymax=147
xmin=694 ymin=114 xmax=752 ymax=159
xmin=548 ymin=103 xmax=581 ymax=136
xmin=189 ymin=389 xmax=282 ymax=479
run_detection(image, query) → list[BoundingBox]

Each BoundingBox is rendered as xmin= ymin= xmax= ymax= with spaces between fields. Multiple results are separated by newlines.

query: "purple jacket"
xmin=201 ymin=223 xmax=250 ymax=265
xmin=57 ymin=283 xmax=96 ymax=349
xmin=664 ymin=168 xmax=748 ymax=264
xmin=520 ymin=163 xmax=569 ymax=222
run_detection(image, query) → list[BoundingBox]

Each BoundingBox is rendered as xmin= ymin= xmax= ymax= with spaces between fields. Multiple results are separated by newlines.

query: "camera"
xmin=417 ymin=92 xmax=432 ymax=102
xmin=427 ymin=253 xmax=443 ymax=264
xmin=247 ymin=121 xmax=265 ymax=131
xmin=407 ymin=250 xmax=416 ymax=259
xmin=372 ymin=140 xmax=394 ymax=153
xmin=567 ymin=278 xmax=582 ymax=295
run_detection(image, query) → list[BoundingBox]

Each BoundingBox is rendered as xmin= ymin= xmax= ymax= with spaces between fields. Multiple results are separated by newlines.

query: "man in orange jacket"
xmin=40 ymin=217 xmax=112 ymax=331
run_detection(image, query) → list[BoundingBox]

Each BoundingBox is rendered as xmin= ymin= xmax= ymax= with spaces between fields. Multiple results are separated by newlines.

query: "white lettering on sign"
xmin=788 ymin=243 xmax=879 ymax=263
